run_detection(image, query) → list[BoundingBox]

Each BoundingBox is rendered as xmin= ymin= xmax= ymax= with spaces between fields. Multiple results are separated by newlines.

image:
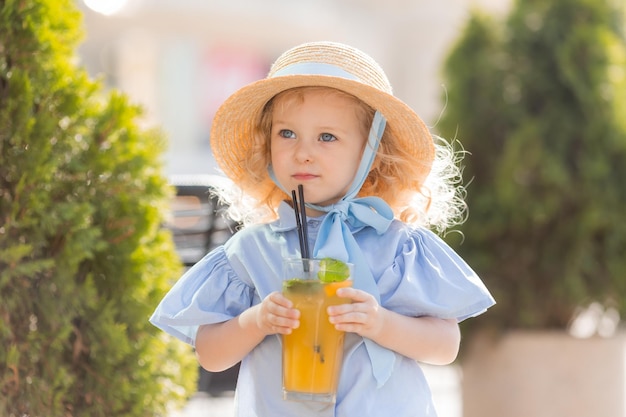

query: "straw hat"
xmin=210 ymin=41 xmax=434 ymax=189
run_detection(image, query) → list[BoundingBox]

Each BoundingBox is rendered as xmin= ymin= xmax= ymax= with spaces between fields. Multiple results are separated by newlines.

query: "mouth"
xmin=292 ymin=173 xmax=318 ymax=181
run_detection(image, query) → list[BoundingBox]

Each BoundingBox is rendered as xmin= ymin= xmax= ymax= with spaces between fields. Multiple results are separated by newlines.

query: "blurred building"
xmin=76 ymin=0 xmax=510 ymax=176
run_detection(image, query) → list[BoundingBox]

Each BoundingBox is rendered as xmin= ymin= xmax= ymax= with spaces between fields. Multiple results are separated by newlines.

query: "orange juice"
xmin=282 ymin=276 xmax=352 ymax=403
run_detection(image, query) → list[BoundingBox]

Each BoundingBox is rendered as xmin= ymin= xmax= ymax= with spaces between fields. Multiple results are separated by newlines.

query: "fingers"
xmin=260 ymin=288 xmax=383 ymax=336
xmin=327 ymin=288 xmax=382 ymax=337
xmin=328 ymin=288 xmax=377 ymax=316
xmin=258 ymin=292 xmax=300 ymax=335
xmin=328 ymin=305 xmax=374 ymax=326
xmin=335 ymin=287 xmax=370 ymax=302
xmin=269 ymin=291 xmax=293 ymax=308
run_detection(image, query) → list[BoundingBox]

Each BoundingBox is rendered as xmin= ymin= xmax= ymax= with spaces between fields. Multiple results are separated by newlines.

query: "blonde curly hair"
xmin=215 ymin=87 xmax=466 ymax=233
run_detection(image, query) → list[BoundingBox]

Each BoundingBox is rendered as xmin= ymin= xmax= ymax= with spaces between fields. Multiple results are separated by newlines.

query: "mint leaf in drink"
xmin=283 ymin=279 xmax=321 ymax=294
xmin=317 ymin=258 xmax=350 ymax=283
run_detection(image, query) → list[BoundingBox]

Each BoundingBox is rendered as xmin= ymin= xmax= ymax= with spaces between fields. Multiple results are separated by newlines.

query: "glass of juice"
xmin=282 ymin=258 xmax=353 ymax=403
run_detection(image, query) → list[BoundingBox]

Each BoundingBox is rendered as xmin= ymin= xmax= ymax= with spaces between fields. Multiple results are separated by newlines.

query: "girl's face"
xmin=270 ymin=88 xmax=369 ymax=216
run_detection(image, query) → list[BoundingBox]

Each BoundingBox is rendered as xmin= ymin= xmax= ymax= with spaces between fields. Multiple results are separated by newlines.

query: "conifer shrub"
xmin=438 ymin=0 xmax=626 ymax=330
xmin=0 ymin=0 xmax=196 ymax=415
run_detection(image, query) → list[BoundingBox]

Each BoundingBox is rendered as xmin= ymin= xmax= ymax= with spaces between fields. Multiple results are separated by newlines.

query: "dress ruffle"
xmin=376 ymin=225 xmax=494 ymax=321
xmin=149 ymin=246 xmax=255 ymax=346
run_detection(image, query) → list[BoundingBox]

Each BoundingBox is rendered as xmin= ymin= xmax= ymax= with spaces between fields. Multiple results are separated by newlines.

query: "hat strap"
xmin=322 ymin=110 xmax=385 ymax=205
xmin=310 ymin=111 xmax=395 ymax=387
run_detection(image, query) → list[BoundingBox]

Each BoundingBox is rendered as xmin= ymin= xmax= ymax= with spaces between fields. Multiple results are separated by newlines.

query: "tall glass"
xmin=281 ymin=258 xmax=353 ymax=403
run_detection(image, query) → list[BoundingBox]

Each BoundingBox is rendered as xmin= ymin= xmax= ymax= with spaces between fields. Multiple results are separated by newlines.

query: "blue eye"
xmin=279 ymin=129 xmax=296 ymax=139
xmin=320 ymin=133 xmax=336 ymax=142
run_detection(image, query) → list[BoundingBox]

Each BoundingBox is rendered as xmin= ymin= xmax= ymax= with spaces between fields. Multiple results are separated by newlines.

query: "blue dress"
xmin=150 ymin=201 xmax=495 ymax=417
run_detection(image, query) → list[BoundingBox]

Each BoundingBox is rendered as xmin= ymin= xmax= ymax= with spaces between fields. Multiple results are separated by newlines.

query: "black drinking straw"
xmin=291 ymin=185 xmax=310 ymax=272
xmin=291 ymin=190 xmax=305 ymax=255
xmin=297 ymin=185 xmax=310 ymax=259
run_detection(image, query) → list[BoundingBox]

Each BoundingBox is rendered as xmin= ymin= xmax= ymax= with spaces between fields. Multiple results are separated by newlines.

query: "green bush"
xmin=438 ymin=0 xmax=626 ymax=329
xmin=0 ymin=0 xmax=196 ymax=415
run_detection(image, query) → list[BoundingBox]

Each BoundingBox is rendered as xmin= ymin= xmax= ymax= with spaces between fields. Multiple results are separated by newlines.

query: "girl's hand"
xmin=326 ymin=287 xmax=384 ymax=339
xmin=255 ymin=291 xmax=300 ymax=335
xmin=327 ymin=287 xmax=461 ymax=364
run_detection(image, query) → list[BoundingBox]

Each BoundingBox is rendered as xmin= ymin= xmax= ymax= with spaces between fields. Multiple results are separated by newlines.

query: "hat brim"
xmin=210 ymin=74 xmax=434 ymax=189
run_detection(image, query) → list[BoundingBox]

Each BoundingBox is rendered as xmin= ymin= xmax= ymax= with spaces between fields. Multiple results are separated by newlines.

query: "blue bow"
xmin=312 ymin=196 xmax=396 ymax=387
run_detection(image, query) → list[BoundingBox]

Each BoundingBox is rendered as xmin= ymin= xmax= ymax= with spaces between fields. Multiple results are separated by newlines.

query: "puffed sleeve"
xmin=378 ymin=227 xmax=495 ymax=321
xmin=149 ymin=246 xmax=255 ymax=346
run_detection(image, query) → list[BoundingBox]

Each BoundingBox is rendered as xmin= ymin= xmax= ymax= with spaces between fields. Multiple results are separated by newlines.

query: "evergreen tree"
xmin=438 ymin=0 xmax=626 ymax=329
xmin=0 ymin=0 xmax=196 ymax=415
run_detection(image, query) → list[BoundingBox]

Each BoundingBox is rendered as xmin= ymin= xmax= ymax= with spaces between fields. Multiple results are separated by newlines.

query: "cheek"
xmin=269 ymin=141 xmax=281 ymax=165
xmin=346 ymin=147 xmax=365 ymax=171
xmin=269 ymin=146 xmax=290 ymax=175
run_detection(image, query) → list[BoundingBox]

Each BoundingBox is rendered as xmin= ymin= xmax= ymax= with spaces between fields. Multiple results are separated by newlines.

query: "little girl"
xmin=151 ymin=41 xmax=495 ymax=417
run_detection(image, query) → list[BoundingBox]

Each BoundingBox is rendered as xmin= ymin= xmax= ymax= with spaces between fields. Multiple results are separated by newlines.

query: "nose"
xmin=294 ymin=139 xmax=314 ymax=163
